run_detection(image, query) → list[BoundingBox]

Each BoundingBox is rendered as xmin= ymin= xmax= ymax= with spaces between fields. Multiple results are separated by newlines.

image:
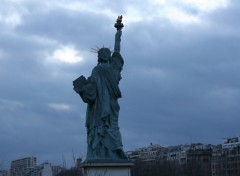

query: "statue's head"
xmin=97 ymin=48 xmax=111 ymax=63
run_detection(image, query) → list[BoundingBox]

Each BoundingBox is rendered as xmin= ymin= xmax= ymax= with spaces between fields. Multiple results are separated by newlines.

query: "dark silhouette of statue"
xmin=73 ymin=16 xmax=127 ymax=161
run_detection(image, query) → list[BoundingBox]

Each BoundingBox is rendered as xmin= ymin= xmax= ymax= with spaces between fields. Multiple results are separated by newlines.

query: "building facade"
xmin=187 ymin=147 xmax=212 ymax=176
xmin=0 ymin=170 xmax=9 ymax=176
xmin=128 ymin=143 xmax=213 ymax=176
xmin=36 ymin=162 xmax=53 ymax=176
xmin=212 ymin=137 xmax=240 ymax=176
xmin=51 ymin=165 xmax=63 ymax=176
xmin=10 ymin=156 xmax=37 ymax=176
xmin=128 ymin=144 xmax=163 ymax=176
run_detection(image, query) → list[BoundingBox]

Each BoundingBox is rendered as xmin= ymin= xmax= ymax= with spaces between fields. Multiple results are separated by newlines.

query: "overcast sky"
xmin=1 ymin=0 xmax=240 ymax=169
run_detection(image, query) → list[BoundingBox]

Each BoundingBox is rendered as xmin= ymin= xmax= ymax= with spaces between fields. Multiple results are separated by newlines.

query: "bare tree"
xmin=0 ymin=160 xmax=4 ymax=170
xmin=71 ymin=149 xmax=77 ymax=168
xmin=62 ymin=154 xmax=66 ymax=169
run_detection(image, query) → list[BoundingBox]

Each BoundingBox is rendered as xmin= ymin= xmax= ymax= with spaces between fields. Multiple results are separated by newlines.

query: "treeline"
xmin=56 ymin=167 xmax=82 ymax=176
xmin=55 ymin=159 xmax=211 ymax=176
xmin=131 ymin=159 xmax=211 ymax=176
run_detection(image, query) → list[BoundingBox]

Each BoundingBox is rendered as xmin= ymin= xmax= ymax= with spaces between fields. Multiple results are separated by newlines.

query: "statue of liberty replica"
xmin=73 ymin=16 xmax=129 ymax=165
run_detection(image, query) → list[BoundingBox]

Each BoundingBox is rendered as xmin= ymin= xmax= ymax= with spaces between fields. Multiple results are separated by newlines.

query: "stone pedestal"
xmin=81 ymin=162 xmax=134 ymax=176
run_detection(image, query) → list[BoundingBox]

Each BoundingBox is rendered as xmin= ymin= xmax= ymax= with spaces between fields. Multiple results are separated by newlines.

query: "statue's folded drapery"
xmin=75 ymin=51 xmax=127 ymax=160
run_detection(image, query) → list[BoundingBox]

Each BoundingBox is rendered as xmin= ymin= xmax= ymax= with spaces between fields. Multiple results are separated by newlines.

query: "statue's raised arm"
xmin=114 ymin=15 xmax=124 ymax=53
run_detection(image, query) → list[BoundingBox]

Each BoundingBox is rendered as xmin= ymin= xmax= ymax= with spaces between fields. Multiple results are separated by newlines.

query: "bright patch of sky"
xmin=180 ymin=0 xmax=228 ymax=12
xmin=118 ymin=0 xmax=230 ymax=25
xmin=51 ymin=45 xmax=83 ymax=63
xmin=0 ymin=0 xmax=229 ymax=28
xmin=48 ymin=103 xmax=72 ymax=111
xmin=164 ymin=7 xmax=201 ymax=24
xmin=0 ymin=12 xmax=22 ymax=27
xmin=0 ymin=0 xmax=29 ymax=28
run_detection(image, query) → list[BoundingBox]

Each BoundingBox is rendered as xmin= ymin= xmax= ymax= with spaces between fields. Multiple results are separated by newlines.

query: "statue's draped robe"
xmin=79 ymin=52 xmax=127 ymax=160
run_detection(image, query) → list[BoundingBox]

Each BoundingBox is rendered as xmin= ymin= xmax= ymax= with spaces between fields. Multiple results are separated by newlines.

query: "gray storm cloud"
xmin=0 ymin=0 xmax=240 ymax=169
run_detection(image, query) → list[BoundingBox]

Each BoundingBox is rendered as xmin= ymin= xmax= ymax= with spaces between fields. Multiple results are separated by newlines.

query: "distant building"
xmin=51 ymin=165 xmax=63 ymax=176
xmin=0 ymin=170 xmax=9 ymax=176
xmin=212 ymin=137 xmax=240 ymax=176
xmin=35 ymin=162 xmax=65 ymax=176
xmin=187 ymin=146 xmax=212 ymax=176
xmin=222 ymin=137 xmax=240 ymax=149
xmin=76 ymin=158 xmax=83 ymax=168
xmin=166 ymin=145 xmax=183 ymax=162
xmin=128 ymin=144 xmax=163 ymax=162
xmin=128 ymin=144 xmax=164 ymax=176
xmin=128 ymin=143 xmax=213 ymax=176
xmin=36 ymin=162 xmax=53 ymax=176
xmin=10 ymin=156 xmax=37 ymax=176
xmin=10 ymin=156 xmax=64 ymax=176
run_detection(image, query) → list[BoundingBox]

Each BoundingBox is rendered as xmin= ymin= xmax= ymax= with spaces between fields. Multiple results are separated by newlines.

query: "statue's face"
xmin=98 ymin=48 xmax=111 ymax=62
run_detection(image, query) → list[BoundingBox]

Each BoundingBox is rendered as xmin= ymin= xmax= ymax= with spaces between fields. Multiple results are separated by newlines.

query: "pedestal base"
xmin=82 ymin=162 xmax=134 ymax=176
